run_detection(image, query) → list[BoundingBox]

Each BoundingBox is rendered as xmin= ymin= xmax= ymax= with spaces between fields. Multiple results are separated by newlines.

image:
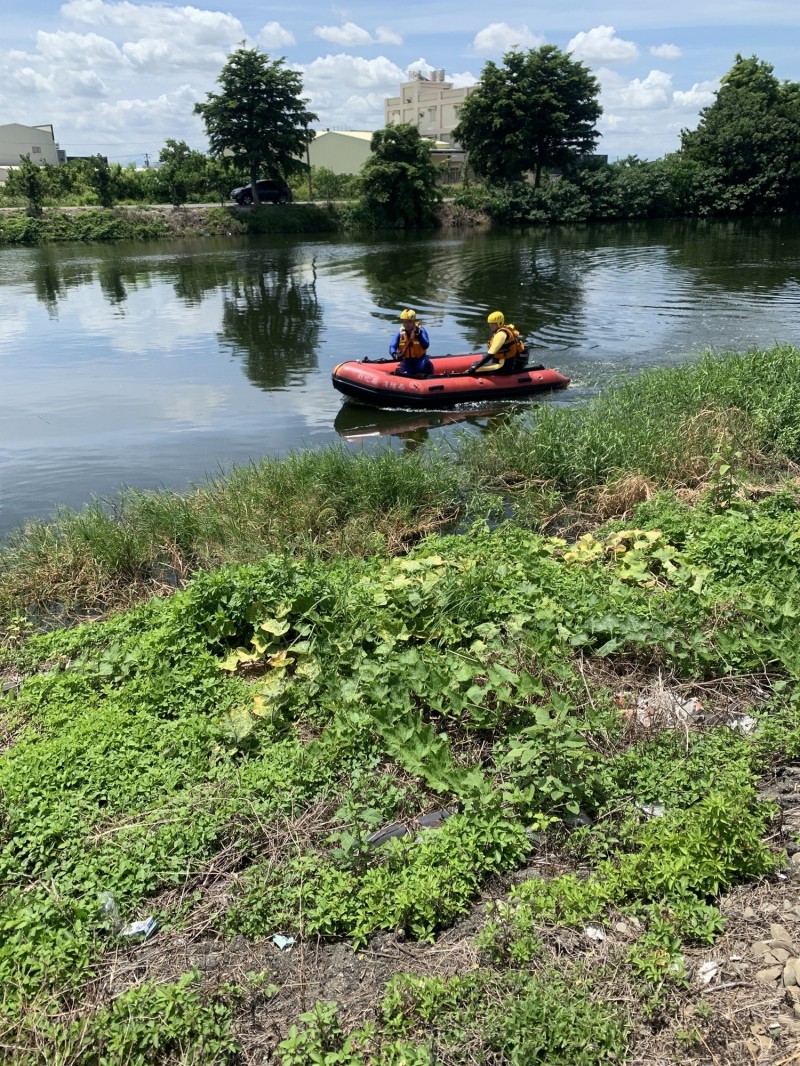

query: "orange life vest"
xmin=490 ymin=324 xmax=526 ymax=363
xmin=399 ymin=326 xmax=428 ymax=360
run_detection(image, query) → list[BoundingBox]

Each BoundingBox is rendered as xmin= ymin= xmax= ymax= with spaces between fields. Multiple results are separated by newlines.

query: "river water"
xmin=2 ymin=218 xmax=800 ymax=537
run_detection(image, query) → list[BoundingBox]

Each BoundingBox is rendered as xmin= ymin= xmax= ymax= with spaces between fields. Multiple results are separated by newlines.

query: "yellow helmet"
xmin=400 ymin=308 xmax=416 ymax=320
xmin=487 ymin=311 xmax=504 ymax=325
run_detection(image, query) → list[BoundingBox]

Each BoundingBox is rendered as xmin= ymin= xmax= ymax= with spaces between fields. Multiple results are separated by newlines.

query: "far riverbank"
xmin=0 ymin=201 xmax=485 ymax=245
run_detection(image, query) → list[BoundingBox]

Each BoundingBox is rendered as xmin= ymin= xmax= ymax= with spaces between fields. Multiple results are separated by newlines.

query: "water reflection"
xmin=217 ymin=250 xmax=321 ymax=390
xmin=30 ymin=247 xmax=92 ymax=316
xmin=333 ymin=399 xmax=526 ymax=451
xmin=341 ymin=231 xmax=589 ymax=358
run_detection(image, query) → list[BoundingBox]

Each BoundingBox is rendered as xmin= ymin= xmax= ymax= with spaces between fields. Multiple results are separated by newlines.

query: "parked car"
xmin=230 ymin=179 xmax=292 ymax=205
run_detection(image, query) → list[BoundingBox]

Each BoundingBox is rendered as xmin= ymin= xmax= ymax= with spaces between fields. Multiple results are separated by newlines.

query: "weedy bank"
xmin=3 ymin=345 xmax=800 ymax=633
xmin=2 ymin=467 xmax=800 ymax=1061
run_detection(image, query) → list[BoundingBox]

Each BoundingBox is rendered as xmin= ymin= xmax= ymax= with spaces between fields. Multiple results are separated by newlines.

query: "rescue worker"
xmin=390 ymin=309 xmax=433 ymax=377
xmin=468 ymin=311 xmax=527 ymax=374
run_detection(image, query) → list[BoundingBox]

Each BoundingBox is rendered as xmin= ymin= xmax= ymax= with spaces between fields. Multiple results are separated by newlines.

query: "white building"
xmin=306 ymin=130 xmax=374 ymax=175
xmin=384 ymin=70 xmax=476 ymax=147
xmin=0 ymin=123 xmax=65 ymax=183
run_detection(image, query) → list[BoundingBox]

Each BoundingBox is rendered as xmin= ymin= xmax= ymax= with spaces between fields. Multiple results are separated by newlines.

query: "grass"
xmin=458 ymin=344 xmax=800 ymax=530
xmin=2 ymin=481 xmax=800 ymax=1061
xmin=0 ymin=447 xmax=460 ymax=630
xmin=4 ymin=345 xmax=800 ymax=634
xmin=4 ymin=343 xmax=800 ymax=1062
xmin=0 ymin=203 xmax=343 ymax=245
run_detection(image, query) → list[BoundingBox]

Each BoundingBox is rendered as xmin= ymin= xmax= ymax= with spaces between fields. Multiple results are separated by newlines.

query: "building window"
xmin=31 ymin=146 xmax=41 ymax=154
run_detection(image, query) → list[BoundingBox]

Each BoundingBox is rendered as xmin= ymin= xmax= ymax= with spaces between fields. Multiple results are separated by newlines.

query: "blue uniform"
xmin=390 ymin=324 xmax=433 ymax=377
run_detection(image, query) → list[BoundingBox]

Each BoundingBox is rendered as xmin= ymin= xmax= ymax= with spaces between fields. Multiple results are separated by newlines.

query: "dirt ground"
xmin=88 ymin=764 xmax=800 ymax=1064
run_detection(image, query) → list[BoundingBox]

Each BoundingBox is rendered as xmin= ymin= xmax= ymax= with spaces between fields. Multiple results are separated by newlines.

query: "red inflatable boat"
xmin=332 ymin=353 xmax=569 ymax=409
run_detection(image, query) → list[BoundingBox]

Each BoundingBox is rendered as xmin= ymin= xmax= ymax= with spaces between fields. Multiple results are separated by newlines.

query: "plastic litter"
xmin=366 ymin=808 xmax=456 ymax=850
xmin=697 ymin=960 xmax=720 ymax=984
xmin=98 ymin=891 xmax=121 ymax=931
xmin=366 ymin=822 xmax=409 ymax=847
xmin=729 ymin=715 xmax=757 ymax=735
xmin=272 ymin=934 xmax=295 ymax=951
xmin=417 ymin=808 xmax=455 ymax=829
xmin=637 ymin=803 xmax=665 ymax=818
xmin=634 ymin=690 xmax=702 ymax=728
xmin=584 ymin=923 xmax=606 ymax=941
xmin=120 ymin=916 xmax=157 ymax=940
xmin=564 ymin=811 xmax=592 ymax=828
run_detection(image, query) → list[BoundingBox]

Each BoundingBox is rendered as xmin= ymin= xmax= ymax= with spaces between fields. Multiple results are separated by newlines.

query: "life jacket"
xmin=398 ymin=326 xmax=428 ymax=361
xmin=490 ymin=324 xmax=526 ymax=362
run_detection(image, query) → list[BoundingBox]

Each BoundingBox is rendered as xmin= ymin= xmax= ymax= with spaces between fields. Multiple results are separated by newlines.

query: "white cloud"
xmin=302 ymin=53 xmax=405 ymax=91
xmin=64 ymin=70 xmax=109 ymax=97
xmin=121 ymin=37 xmax=227 ymax=71
xmin=449 ymin=70 xmax=479 ymax=89
xmin=257 ymin=22 xmax=296 ymax=49
xmin=315 ymin=22 xmax=376 ymax=47
xmin=36 ymin=30 xmax=122 ymax=66
xmin=472 ymin=22 xmax=545 ymax=57
xmin=61 ymin=0 xmax=242 ymax=46
xmin=673 ymin=80 xmax=719 ymax=108
xmin=619 ymin=69 xmax=673 ymax=109
xmin=375 ymin=27 xmax=403 ymax=46
xmin=77 ymin=84 xmax=202 ymax=135
xmin=650 ymin=43 xmax=682 ymax=59
xmin=300 ymin=54 xmax=406 ymax=126
xmin=567 ymin=25 xmax=638 ymax=65
xmin=10 ymin=66 xmax=54 ymax=93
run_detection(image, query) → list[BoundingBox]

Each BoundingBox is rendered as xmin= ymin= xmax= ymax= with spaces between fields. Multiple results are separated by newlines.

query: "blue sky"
xmin=3 ymin=0 xmax=799 ymax=167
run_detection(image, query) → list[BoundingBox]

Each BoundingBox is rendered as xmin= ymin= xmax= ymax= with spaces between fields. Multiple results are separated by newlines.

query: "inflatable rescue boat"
xmin=332 ymin=353 xmax=569 ymax=409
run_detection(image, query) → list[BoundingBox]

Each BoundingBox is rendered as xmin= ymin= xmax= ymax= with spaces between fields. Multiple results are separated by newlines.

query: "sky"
xmin=3 ymin=0 xmax=800 ymax=168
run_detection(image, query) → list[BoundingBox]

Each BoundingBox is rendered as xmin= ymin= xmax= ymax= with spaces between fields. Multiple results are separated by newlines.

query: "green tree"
xmin=681 ymin=54 xmax=800 ymax=214
xmin=158 ymin=139 xmax=209 ymax=206
xmin=6 ymin=155 xmax=46 ymax=216
xmin=453 ymin=45 xmax=602 ymax=187
xmin=357 ymin=123 xmax=442 ymax=229
xmin=87 ymin=154 xmax=115 ymax=208
xmin=194 ymin=44 xmax=317 ymax=205
xmin=204 ymin=156 xmax=235 ymax=205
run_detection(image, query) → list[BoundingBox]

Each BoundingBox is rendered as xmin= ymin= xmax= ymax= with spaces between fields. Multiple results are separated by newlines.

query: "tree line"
xmin=4 ymin=45 xmax=799 ymax=228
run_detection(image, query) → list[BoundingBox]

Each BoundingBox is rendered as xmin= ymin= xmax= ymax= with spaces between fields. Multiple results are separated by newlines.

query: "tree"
xmin=158 ymin=139 xmax=209 ymax=206
xmin=194 ymin=44 xmax=317 ymax=205
xmin=681 ymin=54 xmax=800 ymax=214
xmin=204 ymin=156 xmax=236 ymax=206
xmin=358 ymin=123 xmax=442 ymax=229
xmin=453 ymin=45 xmax=602 ymax=187
xmin=87 ymin=154 xmax=115 ymax=208
xmin=6 ymin=155 xmax=46 ymax=216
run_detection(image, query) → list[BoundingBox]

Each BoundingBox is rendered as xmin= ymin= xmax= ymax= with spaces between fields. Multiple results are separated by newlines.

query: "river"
xmin=2 ymin=218 xmax=800 ymax=537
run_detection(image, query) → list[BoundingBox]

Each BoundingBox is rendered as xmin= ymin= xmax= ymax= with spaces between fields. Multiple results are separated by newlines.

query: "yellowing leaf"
xmin=219 ymin=647 xmax=259 ymax=672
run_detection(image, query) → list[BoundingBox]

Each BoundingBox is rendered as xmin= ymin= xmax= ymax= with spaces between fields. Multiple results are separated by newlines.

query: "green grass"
xmin=0 ymin=446 xmax=460 ymax=629
xmin=3 ymin=491 xmax=800 ymax=1059
xmin=4 ymin=344 xmax=800 ymax=1061
xmin=459 ymin=344 xmax=800 ymax=525
xmin=0 ymin=203 xmax=342 ymax=245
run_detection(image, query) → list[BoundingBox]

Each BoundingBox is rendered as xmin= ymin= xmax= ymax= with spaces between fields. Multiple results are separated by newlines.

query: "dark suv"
xmin=230 ymin=179 xmax=292 ymax=205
